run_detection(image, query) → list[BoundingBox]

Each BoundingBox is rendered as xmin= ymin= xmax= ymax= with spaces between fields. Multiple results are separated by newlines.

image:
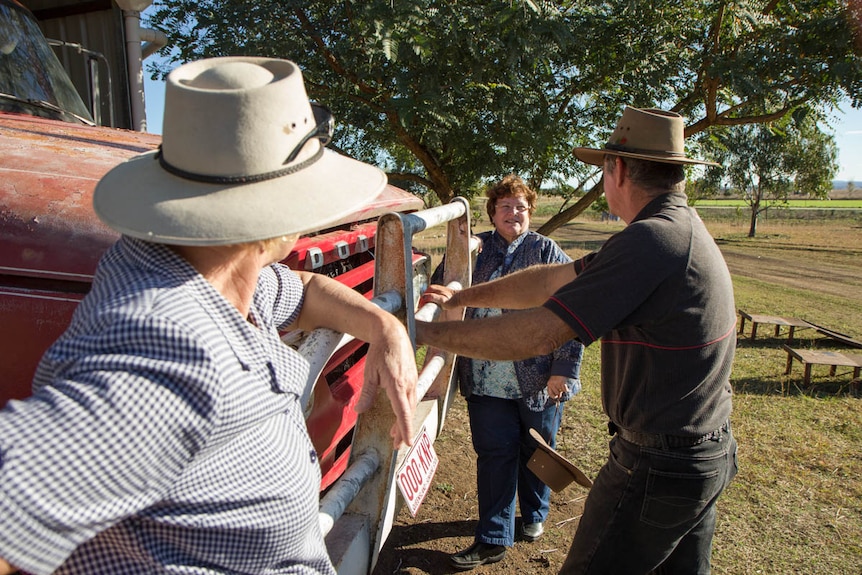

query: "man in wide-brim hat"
xmin=418 ymin=106 xmax=738 ymax=574
xmin=0 ymin=56 xmax=417 ymax=575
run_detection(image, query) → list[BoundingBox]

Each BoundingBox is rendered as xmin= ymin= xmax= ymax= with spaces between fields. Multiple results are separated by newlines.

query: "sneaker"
xmin=449 ymin=541 xmax=507 ymax=570
xmin=521 ymin=521 xmax=544 ymax=542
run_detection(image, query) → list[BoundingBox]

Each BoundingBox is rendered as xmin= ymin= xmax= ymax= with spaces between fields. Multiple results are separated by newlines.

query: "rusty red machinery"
xmin=0 ymin=0 xmax=425 ymax=491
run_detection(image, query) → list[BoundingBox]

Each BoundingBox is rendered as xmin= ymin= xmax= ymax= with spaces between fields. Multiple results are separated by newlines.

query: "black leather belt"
xmin=608 ymin=420 xmax=730 ymax=449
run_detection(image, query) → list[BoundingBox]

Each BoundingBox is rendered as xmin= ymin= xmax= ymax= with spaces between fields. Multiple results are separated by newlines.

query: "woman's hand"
xmin=0 ymin=557 xmax=18 ymax=575
xmin=355 ymin=316 xmax=418 ymax=448
xmin=547 ymin=375 xmax=570 ymax=400
xmin=294 ymin=271 xmax=418 ymax=448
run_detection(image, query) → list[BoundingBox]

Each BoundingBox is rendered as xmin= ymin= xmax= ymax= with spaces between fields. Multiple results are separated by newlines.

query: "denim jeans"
xmin=467 ymin=394 xmax=564 ymax=547
xmin=559 ymin=426 xmax=738 ymax=574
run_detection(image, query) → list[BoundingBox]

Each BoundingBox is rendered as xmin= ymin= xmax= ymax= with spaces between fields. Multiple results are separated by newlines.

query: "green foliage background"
xmin=145 ymin=0 xmax=862 ymax=222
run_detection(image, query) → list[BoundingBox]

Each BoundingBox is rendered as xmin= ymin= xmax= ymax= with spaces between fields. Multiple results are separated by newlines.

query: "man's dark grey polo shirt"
xmin=545 ymin=192 xmax=735 ymax=436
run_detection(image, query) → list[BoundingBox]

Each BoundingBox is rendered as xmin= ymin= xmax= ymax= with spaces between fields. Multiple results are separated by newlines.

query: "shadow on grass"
xmin=732 ymin=375 xmax=860 ymax=398
xmin=733 ymin=336 xmax=861 ymax=398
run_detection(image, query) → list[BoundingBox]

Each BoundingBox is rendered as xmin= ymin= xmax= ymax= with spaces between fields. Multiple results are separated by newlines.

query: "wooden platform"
xmin=783 ymin=345 xmax=862 ymax=386
xmin=804 ymin=322 xmax=862 ymax=349
xmin=738 ymin=310 xmax=812 ymax=342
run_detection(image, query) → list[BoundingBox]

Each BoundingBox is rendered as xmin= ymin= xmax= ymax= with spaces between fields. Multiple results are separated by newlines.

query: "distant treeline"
xmin=695 ymin=199 xmax=862 ymax=208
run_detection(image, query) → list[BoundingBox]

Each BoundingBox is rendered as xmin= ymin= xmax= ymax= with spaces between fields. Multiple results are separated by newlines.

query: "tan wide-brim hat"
xmin=574 ymin=107 xmax=719 ymax=167
xmin=94 ymin=56 xmax=386 ymax=245
xmin=527 ymin=428 xmax=592 ymax=492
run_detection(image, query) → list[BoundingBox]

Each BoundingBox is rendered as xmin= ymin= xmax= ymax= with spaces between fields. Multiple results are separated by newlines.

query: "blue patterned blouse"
xmin=434 ymin=229 xmax=584 ymax=411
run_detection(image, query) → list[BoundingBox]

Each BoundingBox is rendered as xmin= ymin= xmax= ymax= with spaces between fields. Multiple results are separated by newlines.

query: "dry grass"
xmin=705 ymin=219 xmax=862 ymax=573
xmin=555 ymin=214 xmax=862 ymax=574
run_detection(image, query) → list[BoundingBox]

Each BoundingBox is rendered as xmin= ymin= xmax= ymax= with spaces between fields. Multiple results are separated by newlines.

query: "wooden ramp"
xmin=737 ymin=310 xmax=812 ymax=342
xmin=804 ymin=322 xmax=862 ymax=349
xmin=783 ymin=345 xmax=862 ymax=386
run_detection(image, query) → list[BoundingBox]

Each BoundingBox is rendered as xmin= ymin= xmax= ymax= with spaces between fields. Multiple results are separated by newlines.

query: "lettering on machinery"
xmin=396 ymin=427 xmax=439 ymax=516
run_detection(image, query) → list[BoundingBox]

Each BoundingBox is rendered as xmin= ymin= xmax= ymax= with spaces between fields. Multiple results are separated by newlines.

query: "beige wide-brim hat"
xmin=94 ymin=56 xmax=386 ymax=245
xmin=574 ymin=107 xmax=719 ymax=168
xmin=527 ymin=428 xmax=592 ymax=492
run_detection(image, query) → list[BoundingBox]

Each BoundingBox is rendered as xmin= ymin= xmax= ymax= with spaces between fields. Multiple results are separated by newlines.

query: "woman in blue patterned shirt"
xmin=435 ymin=175 xmax=584 ymax=570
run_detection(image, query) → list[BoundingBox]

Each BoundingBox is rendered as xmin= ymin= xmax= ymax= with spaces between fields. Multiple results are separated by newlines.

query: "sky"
xmin=831 ymin=104 xmax=861 ymax=183
xmin=142 ymin=73 xmax=861 ymax=183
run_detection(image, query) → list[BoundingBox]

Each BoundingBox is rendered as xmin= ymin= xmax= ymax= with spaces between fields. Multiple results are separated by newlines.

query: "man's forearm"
xmin=450 ymin=262 xmax=576 ymax=310
xmin=416 ymin=307 xmax=576 ymax=361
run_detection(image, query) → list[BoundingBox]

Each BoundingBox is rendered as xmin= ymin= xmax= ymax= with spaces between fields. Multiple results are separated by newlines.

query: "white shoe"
xmin=522 ymin=522 xmax=544 ymax=542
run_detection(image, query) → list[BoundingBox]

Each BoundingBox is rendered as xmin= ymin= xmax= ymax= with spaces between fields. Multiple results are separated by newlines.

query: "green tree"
xmin=701 ymin=109 xmax=838 ymax=237
xmin=147 ymin=1 xmax=600 ymax=204
xmin=145 ymin=0 xmax=861 ymax=231
xmin=537 ymin=0 xmax=862 ymax=234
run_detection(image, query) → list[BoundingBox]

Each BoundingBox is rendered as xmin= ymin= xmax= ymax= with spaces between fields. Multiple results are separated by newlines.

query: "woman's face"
xmin=491 ymin=194 xmax=531 ymax=244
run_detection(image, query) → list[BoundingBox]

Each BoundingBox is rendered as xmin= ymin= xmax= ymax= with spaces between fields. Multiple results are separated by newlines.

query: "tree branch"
xmin=685 ymin=100 xmax=805 ymax=136
xmin=386 ymin=172 xmax=435 ymax=189
xmin=536 ymin=179 xmax=604 ymax=237
xmin=292 ymin=7 xmax=381 ymax=97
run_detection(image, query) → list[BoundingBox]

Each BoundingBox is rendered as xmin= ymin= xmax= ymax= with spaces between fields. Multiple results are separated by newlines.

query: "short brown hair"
xmin=485 ymin=174 xmax=538 ymax=220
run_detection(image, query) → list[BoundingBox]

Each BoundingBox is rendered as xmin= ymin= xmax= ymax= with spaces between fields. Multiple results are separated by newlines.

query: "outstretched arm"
xmin=291 ymin=271 xmax=418 ymax=448
xmin=421 ymin=262 xmax=576 ymax=311
xmin=416 ymin=306 xmax=576 ymax=362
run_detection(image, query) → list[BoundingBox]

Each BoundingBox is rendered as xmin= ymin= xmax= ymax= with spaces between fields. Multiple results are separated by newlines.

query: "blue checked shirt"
xmin=0 ymin=237 xmax=335 ymax=574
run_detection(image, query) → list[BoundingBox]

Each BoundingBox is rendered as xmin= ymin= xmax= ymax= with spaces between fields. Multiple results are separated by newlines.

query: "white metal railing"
xmin=413 ymin=280 xmax=464 ymax=399
xmin=291 ymin=197 xmax=475 ymax=574
xmin=318 ymin=449 xmax=380 ymax=536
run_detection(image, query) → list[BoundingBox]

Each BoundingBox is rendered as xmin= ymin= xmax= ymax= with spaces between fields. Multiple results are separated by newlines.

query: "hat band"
xmin=604 ymin=142 xmax=685 ymax=158
xmin=155 ymin=145 xmax=324 ymax=184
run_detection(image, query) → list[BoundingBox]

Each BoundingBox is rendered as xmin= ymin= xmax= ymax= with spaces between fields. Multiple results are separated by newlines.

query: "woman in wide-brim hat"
xmin=0 ymin=56 xmax=417 ymax=575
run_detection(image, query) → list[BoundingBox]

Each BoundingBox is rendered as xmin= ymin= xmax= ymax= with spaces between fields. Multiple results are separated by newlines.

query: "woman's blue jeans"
xmin=559 ymin=426 xmax=738 ymax=574
xmin=467 ymin=393 xmax=563 ymax=547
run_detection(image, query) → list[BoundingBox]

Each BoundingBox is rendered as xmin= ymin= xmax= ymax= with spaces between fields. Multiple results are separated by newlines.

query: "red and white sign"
xmin=396 ymin=426 xmax=439 ymax=517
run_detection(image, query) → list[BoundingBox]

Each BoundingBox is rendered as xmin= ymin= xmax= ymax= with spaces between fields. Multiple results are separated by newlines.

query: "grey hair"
xmin=604 ymin=155 xmax=686 ymax=195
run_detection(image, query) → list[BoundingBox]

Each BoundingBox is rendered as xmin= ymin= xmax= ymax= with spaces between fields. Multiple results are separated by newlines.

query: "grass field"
xmin=699 ymin=218 xmax=861 ymax=574
xmin=393 ymin=203 xmax=862 ymax=574
xmin=554 ymin=214 xmax=862 ymax=574
xmin=694 ymin=198 xmax=862 ymax=209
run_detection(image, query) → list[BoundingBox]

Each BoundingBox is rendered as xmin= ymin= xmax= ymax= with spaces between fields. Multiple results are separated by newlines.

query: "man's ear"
xmin=611 ymin=156 xmax=627 ymax=187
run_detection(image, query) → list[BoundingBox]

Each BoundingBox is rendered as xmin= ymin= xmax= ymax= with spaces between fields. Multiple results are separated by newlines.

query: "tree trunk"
xmin=433 ymin=183 xmax=456 ymax=205
xmin=536 ymin=179 xmax=604 ymax=236
xmin=748 ymin=206 xmax=758 ymax=237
